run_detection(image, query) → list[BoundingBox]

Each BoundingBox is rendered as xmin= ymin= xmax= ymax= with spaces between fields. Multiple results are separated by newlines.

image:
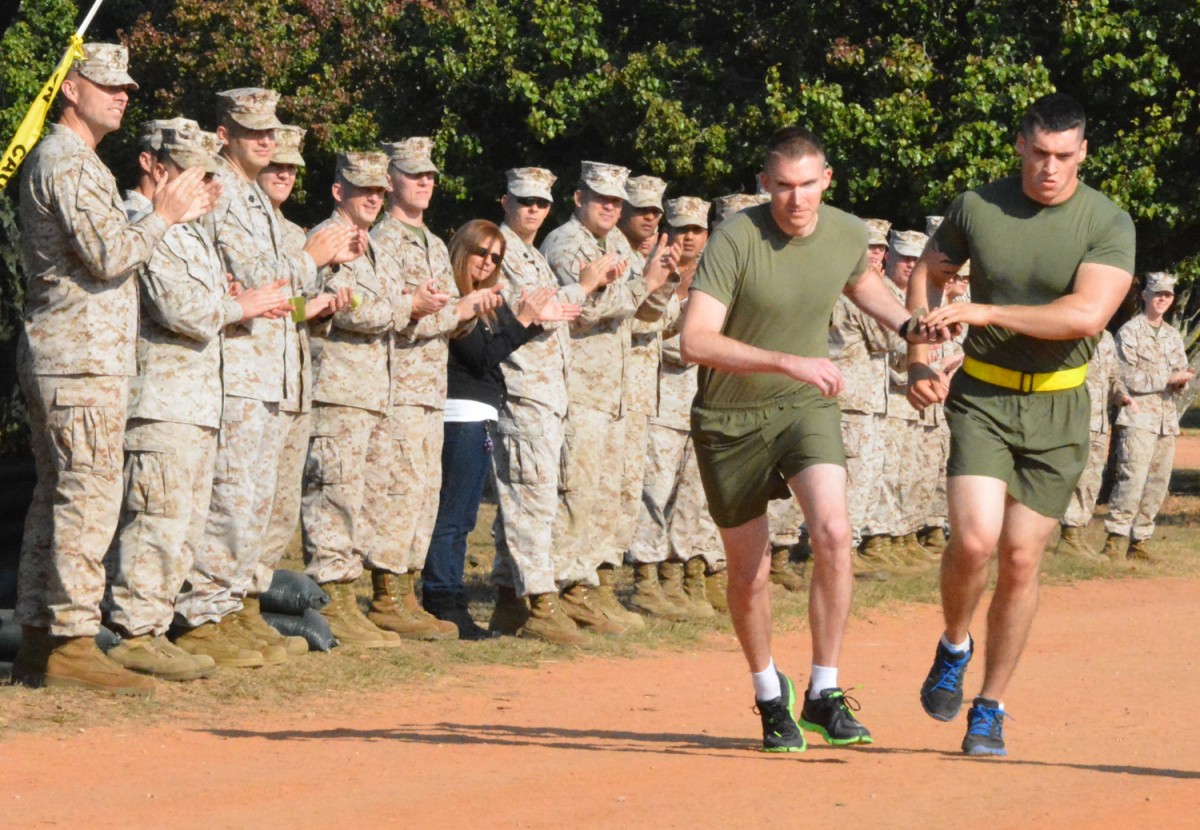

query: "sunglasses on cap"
xmin=471 ymin=247 xmax=503 ymax=266
xmin=515 ymin=196 xmax=552 ymax=209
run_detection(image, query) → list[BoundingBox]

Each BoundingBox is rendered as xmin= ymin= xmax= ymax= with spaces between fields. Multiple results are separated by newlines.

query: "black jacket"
xmin=446 ymin=303 xmax=543 ymax=410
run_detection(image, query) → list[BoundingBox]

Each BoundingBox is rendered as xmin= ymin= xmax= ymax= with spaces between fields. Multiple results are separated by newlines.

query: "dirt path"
xmin=1174 ymin=432 xmax=1200 ymax=469
xmin=3 ymin=577 xmax=1198 ymax=829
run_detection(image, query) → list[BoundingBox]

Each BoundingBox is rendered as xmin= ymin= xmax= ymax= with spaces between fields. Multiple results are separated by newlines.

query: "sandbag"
xmin=0 ymin=609 xmax=121 ymax=659
xmin=259 ymin=569 xmax=329 ymax=615
xmin=0 ymin=567 xmax=17 ymax=609
xmin=263 ymin=608 xmax=338 ymax=652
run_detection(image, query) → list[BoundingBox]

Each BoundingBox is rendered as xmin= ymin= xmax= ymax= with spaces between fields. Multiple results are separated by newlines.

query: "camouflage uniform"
xmin=370 ymin=214 xmax=466 ymax=573
xmin=301 ymin=169 xmax=413 ymax=580
xmin=1106 ymin=314 xmax=1187 ymax=541
xmin=108 ymin=129 xmax=242 ymax=637
xmin=1062 ymin=330 xmax=1124 ymax=528
xmin=541 ymin=210 xmax=665 ymax=584
xmin=177 ymin=129 xmax=317 ymax=625
xmin=491 ymin=218 xmax=587 ymax=596
xmin=16 ymin=123 xmax=169 ymax=637
xmin=875 ymin=277 xmax=924 ymax=538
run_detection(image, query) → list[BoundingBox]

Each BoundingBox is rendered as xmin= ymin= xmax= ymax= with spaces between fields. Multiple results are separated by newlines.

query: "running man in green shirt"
xmin=908 ymin=93 xmax=1136 ymax=756
xmin=681 ymin=126 xmax=935 ymax=752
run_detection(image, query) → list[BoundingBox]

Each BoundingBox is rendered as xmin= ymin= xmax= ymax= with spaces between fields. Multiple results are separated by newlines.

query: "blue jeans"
xmin=422 ymin=419 xmax=492 ymax=599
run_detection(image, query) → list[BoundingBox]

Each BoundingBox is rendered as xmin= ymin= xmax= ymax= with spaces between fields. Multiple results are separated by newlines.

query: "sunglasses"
xmin=472 ymin=247 xmax=503 ymax=266
xmin=515 ymin=196 xmax=552 ymax=209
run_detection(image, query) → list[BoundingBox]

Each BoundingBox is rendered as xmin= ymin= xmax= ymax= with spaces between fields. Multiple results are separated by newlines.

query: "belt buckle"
xmin=1019 ymin=371 xmax=1035 ymax=394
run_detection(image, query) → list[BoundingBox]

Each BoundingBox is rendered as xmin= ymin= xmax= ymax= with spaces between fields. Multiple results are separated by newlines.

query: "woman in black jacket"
xmin=421 ymin=220 xmax=579 ymax=637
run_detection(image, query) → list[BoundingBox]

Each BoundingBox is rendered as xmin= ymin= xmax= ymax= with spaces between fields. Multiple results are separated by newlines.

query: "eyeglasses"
xmin=471 ymin=247 xmax=503 ymax=266
xmin=515 ymin=196 xmax=552 ymax=209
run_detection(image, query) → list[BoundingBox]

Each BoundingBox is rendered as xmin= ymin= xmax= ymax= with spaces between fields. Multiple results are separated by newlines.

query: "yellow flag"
xmin=0 ymin=35 xmax=86 ymax=191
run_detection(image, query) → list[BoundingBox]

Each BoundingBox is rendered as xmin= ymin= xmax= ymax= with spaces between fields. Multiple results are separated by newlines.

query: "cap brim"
xmin=892 ymin=243 xmax=924 ymax=257
xmin=666 ymin=215 xmax=706 ymax=228
xmin=508 ymin=183 xmax=553 ymax=201
xmin=230 ymin=112 xmax=285 ymax=131
xmin=81 ymin=69 xmax=139 ymax=91
xmin=585 ymin=183 xmax=627 ymax=200
xmin=343 ymin=173 xmax=392 ymax=191
xmin=271 ymin=151 xmax=306 ymax=167
xmin=626 ymin=197 xmax=664 ymax=210
xmin=392 ymin=161 xmax=439 ymax=175
xmin=168 ymin=151 xmax=219 ymax=174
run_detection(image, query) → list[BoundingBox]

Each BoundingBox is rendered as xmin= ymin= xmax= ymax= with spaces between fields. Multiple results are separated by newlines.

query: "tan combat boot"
xmin=366 ymin=572 xmax=455 ymax=641
xmin=1127 ymin=538 xmax=1154 ymax=562
xmin=321 ymin=581 xmax=406 ymax=647
xmin=489 ymin=585 xmax=529 ymax=635
xmin=918 ymin=526 xmax=948 ymax=554
xmin=107 ymin=633 xmax=216 ymax=681
xmin=682 ymin=557 xmax=717 ymax=618
xmin=522 ymin=593 xmax=592 ymax=646
xmin=238 ymin=596 xmax=309 ymax=656
xmin=629 ymin=562 xmax=691 ymax=620
xmin=559 ymin=583 xmax=626 ymax=635
xmin=398 ymin=573 xmax=458 ymax=638
xmin=1054 ymin=525 xmax=1104 ymax=562
xmin=1101 ymin=533 xmax=1128 ymax=563
xmin=704 ymin=567 xmax=729 ymax=613
xmin=769 ymin=546 xmax=805 ymax=592
xmin=594 ymin=564 xmax=646 ymax=631
xmin=14 ymin=630 xmax=157 ymax=696
xmin=897 ymin=533 xmax=939 ymax=566
xmin=855 ymin=536 xmax=895 ymax=579
xmin=660 ymin=561 xmax=711 ymax=620
xmin=217 ymin=613 xmax=288 ymax=665
xmin=173 ymin=621 xmax=267 ymax=668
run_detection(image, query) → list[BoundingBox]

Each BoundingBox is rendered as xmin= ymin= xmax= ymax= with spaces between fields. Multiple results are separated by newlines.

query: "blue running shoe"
xmin=920 ymin=635 xmax=973 ymax=721
xmin=962 ymin=696 xmax=1008 ymax=756
xmin=755 ymin=670 xmax=806 ymax=752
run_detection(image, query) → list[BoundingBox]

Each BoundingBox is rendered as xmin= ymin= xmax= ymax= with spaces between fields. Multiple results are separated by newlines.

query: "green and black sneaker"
xmin=799 ymin=686 xmax=874 ymax=746
xmin=754 ymin=670 xmax=807 ymax=753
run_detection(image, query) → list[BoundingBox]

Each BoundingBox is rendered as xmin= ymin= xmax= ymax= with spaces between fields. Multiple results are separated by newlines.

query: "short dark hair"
xmin=764 ymin=126 xmax=825 ymax=170
xmin=1020 ymin=93 xmax=1086 ymax=139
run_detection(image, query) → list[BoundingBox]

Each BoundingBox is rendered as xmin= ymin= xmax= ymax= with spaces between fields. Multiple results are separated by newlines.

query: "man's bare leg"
xmin=940 ymin=475 xmax=1008 ymax=643
xmin=787 ymin=463 xmax=853 ymax=667
xmin=719 ymin=517 xmax=773 ymax=673
xmin=979 ymin=496 xmax=1058 ymax=701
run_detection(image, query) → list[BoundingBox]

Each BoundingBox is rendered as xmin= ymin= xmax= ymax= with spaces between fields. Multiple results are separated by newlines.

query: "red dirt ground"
xmin=3 ymin=576 xmax=1198 ymax=829
xmin=1174 ymin=432 xmax=1200 ymax=468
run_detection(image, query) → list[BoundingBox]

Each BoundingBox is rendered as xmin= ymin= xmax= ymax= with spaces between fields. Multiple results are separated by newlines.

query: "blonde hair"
xmin=449 ymin=219 xmax=506 ymax=298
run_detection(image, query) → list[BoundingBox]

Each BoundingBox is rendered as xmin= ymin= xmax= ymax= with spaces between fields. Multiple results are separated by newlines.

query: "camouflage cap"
xmin=74 ymin=42 xmax=138 ymax=91
xmin=506 ymin=167 xmax=556 ymax=201
xmin=664 ymin=196 xmax=711 ymax=229
xmin=215 ymin=87 xmax=284 ymax=131
xmin=889 ymin=229 xmax=928 ymax=257
xmin=925 ymin=215 xmax=944 ymax=237
xmin=161 ymin=123 xmax=221 ymax=174
xmin=625 ymin=176 xmax=668 ymax=210
xmin=579 ymin=161 xmax=629 ymax=200
xmin=380 ymin=137 xmax=439 ymax=175
xmin=713 ymin=193 xmax=768 ymax=223
xmin=272 ymin=125 xmax=307 ymax=167
xmin=137 ymin=117 xmax=194 ymax=152
xmin=1144 ymin=271 xmax=1177 ymax=293
xmin=865 ymin=218 xmax=891 ymax=247
xmin=337 ymin=151 xmax=392 ymax=191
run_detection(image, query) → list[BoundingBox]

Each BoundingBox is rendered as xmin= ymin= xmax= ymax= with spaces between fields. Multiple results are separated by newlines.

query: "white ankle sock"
xmin=809 ymin=664 xmax=838 ymax=699
xmin=751 ymin=659 xmax=781 ymax=701
xmin=941 ymin=633 xmax=971 ymax=654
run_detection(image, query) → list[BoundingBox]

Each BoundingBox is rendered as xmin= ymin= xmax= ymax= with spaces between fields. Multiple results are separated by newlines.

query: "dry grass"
xmin=2 ymin=491 xmax=1198 ymax=739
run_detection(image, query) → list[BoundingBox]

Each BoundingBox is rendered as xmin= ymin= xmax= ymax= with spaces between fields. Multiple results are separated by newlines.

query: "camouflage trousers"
xmin=1062 ymin=429 xmax=1111 ymax=528
xmin=175 ymin=396 xmax=283 ymax=626
xmin=768 ymin=496 xmax=806 ymax=548
xmin=255 ymin=408 xmax=311 ymax=594
xmin=1105 ymin=426 xmax=1175 ymax=541
xmin=491 ymin=396 xmax=564 ymax=597
xmin=841 ymin=412 xmax=886 ymax=542
xmin=389 ymin=404 xmax=444 ymax=573
xmin=919 ymin=420 xmax=950 ymax=530
xmin=301 ymin=404 xmax=405 ymax=583
xmin=617 ymin=410 xmax=651 ymax=554
xmin=630 ymin=424 xmax=724 ymax=568
xmin=16 ymin=370 xmax=127 ymax=637
xmin=554 ymin=404 xmax=626 ymax=585
xmin=104 ymin=420 xmax=217 ymax=637
xmin=871 ymin=415 xmax=923 ymax=537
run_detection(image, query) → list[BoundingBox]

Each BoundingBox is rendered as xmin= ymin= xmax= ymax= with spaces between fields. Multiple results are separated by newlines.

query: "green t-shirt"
xmin=932 ymin=176 xmax=1135 ymax=373
xmin=692 ymin=203 xmax=869 ymax=407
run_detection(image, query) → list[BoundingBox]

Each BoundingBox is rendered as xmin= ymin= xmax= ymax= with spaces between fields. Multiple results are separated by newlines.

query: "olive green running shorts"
xmin=945 ymin=372 xmax=1090 ymax=518
xmin=691 ymin=393 xmax=846 ymax=529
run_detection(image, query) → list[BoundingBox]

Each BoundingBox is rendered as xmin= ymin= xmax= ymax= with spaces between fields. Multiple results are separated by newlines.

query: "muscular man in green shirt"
xmin=908 ymin=93 xmax=1136 ymax=757
xmin=682 ymin=126 xmax=929 ymax=752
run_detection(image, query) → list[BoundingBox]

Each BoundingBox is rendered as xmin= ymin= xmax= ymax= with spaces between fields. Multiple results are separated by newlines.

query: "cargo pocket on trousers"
xmin=496 ymin=418 xmax=543 ymax=486
xmin=51 ymin=385 xmax=122 ymax=475
xmin=304 ymin=435 xmax=343 ymax=487
xmin=122 ymin=449 xmax=178 ymax=517
xmin=840 ymin=418 xmax=862 ymax=459
xmin=558 ymin=422 xmax=576 ymax=495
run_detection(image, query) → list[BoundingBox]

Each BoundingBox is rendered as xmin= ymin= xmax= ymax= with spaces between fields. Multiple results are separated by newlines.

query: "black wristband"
xmin=899 ymin=316 xmax=914 ymax=339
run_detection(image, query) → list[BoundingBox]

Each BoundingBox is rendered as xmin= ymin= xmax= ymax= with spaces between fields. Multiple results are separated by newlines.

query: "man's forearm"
xmin=680 ymin=329 xmax=787 ymax=376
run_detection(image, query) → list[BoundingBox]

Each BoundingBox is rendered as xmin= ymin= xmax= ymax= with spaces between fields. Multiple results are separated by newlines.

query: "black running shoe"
xmin=754 ymin=671 xmax=806 ymax=752
xmin=962 ymin=696 xmax=1008 ymax=757
xmin=799 ymin=686 xmax=873 ymax=745
xmin=920 ymin=635 xmax=973 ymax=721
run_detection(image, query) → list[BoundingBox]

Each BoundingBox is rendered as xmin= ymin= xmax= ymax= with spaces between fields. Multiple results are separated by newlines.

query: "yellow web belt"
xmin=962 ymin=356 xmax=1088 ymax=393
